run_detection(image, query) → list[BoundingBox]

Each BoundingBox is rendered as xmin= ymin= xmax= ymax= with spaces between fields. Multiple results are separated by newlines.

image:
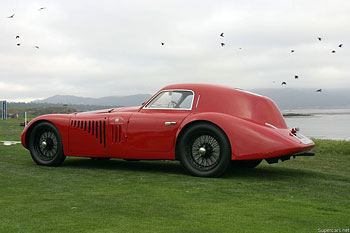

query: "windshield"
xmin=145 ymin=90 xmax=194 ymax=109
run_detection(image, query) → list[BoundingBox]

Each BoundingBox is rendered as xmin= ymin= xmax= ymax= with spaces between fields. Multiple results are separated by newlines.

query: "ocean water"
xmin=283 ymin=109 xmax=350 ymax=141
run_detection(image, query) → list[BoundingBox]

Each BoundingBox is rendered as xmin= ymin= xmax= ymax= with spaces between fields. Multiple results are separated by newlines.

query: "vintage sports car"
xmin=21 ymin=84 xmax=315 ymax=177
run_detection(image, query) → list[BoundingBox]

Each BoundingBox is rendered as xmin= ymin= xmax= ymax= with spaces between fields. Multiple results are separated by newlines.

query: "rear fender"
xmin=176 ymin=113 xmax=298 ymax=160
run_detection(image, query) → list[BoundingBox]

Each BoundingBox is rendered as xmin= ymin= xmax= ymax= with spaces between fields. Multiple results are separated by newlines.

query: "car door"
xmin=127 ymin=90 xmax=194 ymax=153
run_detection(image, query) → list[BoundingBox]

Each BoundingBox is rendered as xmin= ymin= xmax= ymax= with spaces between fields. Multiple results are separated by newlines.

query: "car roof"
xmin=161 ymin=83 xmax=237 ymax=93
xmin=159 ymin=83 xmax=286 ymax=128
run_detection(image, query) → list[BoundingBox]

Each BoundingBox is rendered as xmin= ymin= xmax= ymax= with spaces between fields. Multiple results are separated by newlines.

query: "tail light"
xmin=291 ymin=127 xmax=299 ymax=135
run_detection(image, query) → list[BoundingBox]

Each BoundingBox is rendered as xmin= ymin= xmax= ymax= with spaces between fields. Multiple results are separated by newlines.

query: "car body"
xmin=21 ymin=84 xmax=315 ymax=177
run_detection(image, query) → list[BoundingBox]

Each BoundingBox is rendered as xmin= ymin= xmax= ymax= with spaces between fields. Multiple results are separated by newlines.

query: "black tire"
xmin=231 ymin=159 xmax=262 ymax=169
xmin=178 ymin=123 xmax=231 ymax=177
xmin=29 ymin=122 xmax=66 ymax=166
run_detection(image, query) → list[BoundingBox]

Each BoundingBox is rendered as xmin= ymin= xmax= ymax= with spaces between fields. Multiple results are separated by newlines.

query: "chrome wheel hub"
xmin=41 ymin=140 xmax=47 ymax=149
xmin=199 ymin=147 xmax=206 ymax=156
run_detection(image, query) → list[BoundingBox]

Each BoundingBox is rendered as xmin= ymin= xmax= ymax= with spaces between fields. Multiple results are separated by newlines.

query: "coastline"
xmin=283 ymin=108 xmax=350 ymax=141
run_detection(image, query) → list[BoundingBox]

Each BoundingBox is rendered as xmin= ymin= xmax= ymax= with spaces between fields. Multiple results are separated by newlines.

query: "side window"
xmin=179 ymin=94 xmax=192 ymax=109
xmin=145 ymin=90 xmax=193 ymax=109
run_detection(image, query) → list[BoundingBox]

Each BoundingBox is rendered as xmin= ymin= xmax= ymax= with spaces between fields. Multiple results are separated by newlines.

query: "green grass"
xmin=0 ymin=118 xmax=29 ymax=141
xmin=0 ymin=119 xmax=349 ymax=232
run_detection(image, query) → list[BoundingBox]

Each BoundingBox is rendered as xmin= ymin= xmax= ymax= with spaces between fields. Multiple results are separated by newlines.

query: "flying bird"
xmin=339 ymin=44 xmax=343 ymax=48
xmin=7 ymin=14 xmax=15 ymax=18
xmin=316 ymin=89 xmax=322 ymax=92
xmin=295 ymin=75 xmax=299 ymax=79
xmin=281 ymin=82 xmax=287 ymax=85
xmin=318 ymin=37 xmax=322 ymax=41
xmin=161 ymin=42 xmax=164 ymax=46
xmin=221 ymin=42 xmax=225 ymax=47
xmin=38 ymin=7 xmax=46 ymax=11
xmin=220 ymin=32 xmax=224 ymax=37
xmin=16 ymin=43 xmax=20 ymax=46
xmin=291 ymin=50 xmax=295 ymax=53
xmin=331 ymin=50 xmax=336 ymax=53
xmin=15 ymin=35 xmax=20 ymax=39
xmin=34 ymin=46 xmax=39 ymax=49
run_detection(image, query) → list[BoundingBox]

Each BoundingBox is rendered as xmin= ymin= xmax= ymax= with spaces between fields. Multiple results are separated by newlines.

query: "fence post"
xmin=2 ymin=101 xmax=7 ymax=120
xmin=24 ymin=112 xmax=27 ymax=127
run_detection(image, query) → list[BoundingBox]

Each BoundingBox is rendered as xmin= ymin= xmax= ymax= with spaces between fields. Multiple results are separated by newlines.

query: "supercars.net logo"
xmin=318 ymin=229 xmax=350 ymax=233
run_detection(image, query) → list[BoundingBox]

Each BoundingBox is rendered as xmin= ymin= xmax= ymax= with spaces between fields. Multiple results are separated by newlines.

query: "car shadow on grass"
xmin=62 ymin=158 xmax=186 ymax=176
xmin=224 ymin=165 xmax=319 ymax=180
xmin=61 ymin=157 xmax=320 ymax=180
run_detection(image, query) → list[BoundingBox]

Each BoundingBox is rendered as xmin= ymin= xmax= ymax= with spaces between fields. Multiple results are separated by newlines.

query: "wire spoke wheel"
xmin=178 ymin=123 xmax=231 ymax=177
xmin=191 ymin=135 xmax=221 ymax=170
xmin=29 ymin=122 xmax=66 ymax=166
xmin=34 ymin=129 xmax=58 ymax=161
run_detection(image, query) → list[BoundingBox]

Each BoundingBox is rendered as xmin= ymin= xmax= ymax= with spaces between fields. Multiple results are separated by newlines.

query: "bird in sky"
xmin=221 ymin=42 xmax=225 ymax=47
xmin=38 ymin=7 xmax=46 ymax=11
xmin=332 ymin=50 xmax=336 ymax=53
xmin=316 ymin=89 xmax=322 ymax=92
xmin=295 ymin=75 xmax=299 ymax=79
xmin=318 ymin=37 xmax=322 ymax=41
xmin=220 ymin=32 xmax=224 ymax=37
xmin=291 ymin=50 xmax=295 ymax=53
xmin=17 ymin=43 xmax=20 ymax=46
xmin=34 ymin=46 xmax=40 ymax=49
xmin=15 ymin=35 xmax=20 ymax=39
xmin=339 ymin=44 xmax=343 ymax=48
xmin=161 ymin=42 xmax=164 ymax=46
xmin=281 ymin=81 xmax=287 ymax=85
xmin=7 ymin=14 xmax=15 ymax=18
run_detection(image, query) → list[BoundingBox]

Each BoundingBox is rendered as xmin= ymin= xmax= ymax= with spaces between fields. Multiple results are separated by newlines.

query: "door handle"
xmin=165 ymin=121 xmax=177 ymax=126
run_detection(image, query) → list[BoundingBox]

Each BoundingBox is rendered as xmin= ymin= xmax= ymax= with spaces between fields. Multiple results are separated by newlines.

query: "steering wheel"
xmin=168 ymin=101 xmax=178 ymax=108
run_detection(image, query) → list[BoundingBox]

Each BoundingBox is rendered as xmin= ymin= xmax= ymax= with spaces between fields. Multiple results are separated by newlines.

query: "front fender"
xmin=21 ymin=114 xmax=71 ymax=155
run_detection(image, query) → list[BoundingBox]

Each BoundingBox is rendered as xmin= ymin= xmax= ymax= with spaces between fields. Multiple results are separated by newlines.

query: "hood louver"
xmin=70 ymin=119 xmax=106 ymax=148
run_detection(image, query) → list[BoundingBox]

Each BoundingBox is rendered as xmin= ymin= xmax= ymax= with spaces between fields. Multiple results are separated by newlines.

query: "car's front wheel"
xmin=29 ymin=122 xmax=66 ymax=166
xmin=178 ymin=123 xmax=231 ymax=177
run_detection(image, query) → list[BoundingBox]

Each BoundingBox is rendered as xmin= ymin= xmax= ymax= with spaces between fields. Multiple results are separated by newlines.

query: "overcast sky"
xmin=1 ymin=0 xmax=349 ymax=102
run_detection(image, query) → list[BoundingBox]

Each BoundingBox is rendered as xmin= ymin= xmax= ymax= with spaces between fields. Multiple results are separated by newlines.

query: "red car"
xmin=21 ymin=84 xmax=315 ymax=177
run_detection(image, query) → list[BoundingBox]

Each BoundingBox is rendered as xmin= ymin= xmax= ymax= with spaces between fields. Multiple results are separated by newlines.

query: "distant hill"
xmin=7 ymin=102 xmax=113 ymax=112
xmin=33 ymin=94 xmax=152 ymax=107
xmin=29 ymin=88 xmax=350 ymax=110
xmin=251 ymin=88 xmax=350 ymax=110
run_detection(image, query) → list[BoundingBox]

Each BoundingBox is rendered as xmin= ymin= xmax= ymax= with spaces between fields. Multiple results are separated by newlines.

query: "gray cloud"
xmin=1 ymin=0 xmax=349 ymax=101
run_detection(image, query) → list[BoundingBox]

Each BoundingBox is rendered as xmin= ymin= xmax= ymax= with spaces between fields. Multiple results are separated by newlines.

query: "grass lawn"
xmin=0 ymin=118 xmax=349 ymax=232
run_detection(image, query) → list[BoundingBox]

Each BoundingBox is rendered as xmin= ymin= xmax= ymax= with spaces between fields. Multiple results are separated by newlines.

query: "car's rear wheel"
xmin=178 ymin=123 xmax=231 ymax=177
xmin=29 ymin=122 xmax=66 ymax=166
xmin=231 ymin=159 xmax=262 ymax=168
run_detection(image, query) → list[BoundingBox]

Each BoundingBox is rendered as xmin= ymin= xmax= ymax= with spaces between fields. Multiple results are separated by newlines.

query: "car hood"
xmin=74 ymin=106 xmax=140 ymax=116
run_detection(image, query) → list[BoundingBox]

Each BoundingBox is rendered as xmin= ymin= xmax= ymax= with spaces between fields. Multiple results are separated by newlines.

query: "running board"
xmin=265 ymin=152 xmax=315 ymax=164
